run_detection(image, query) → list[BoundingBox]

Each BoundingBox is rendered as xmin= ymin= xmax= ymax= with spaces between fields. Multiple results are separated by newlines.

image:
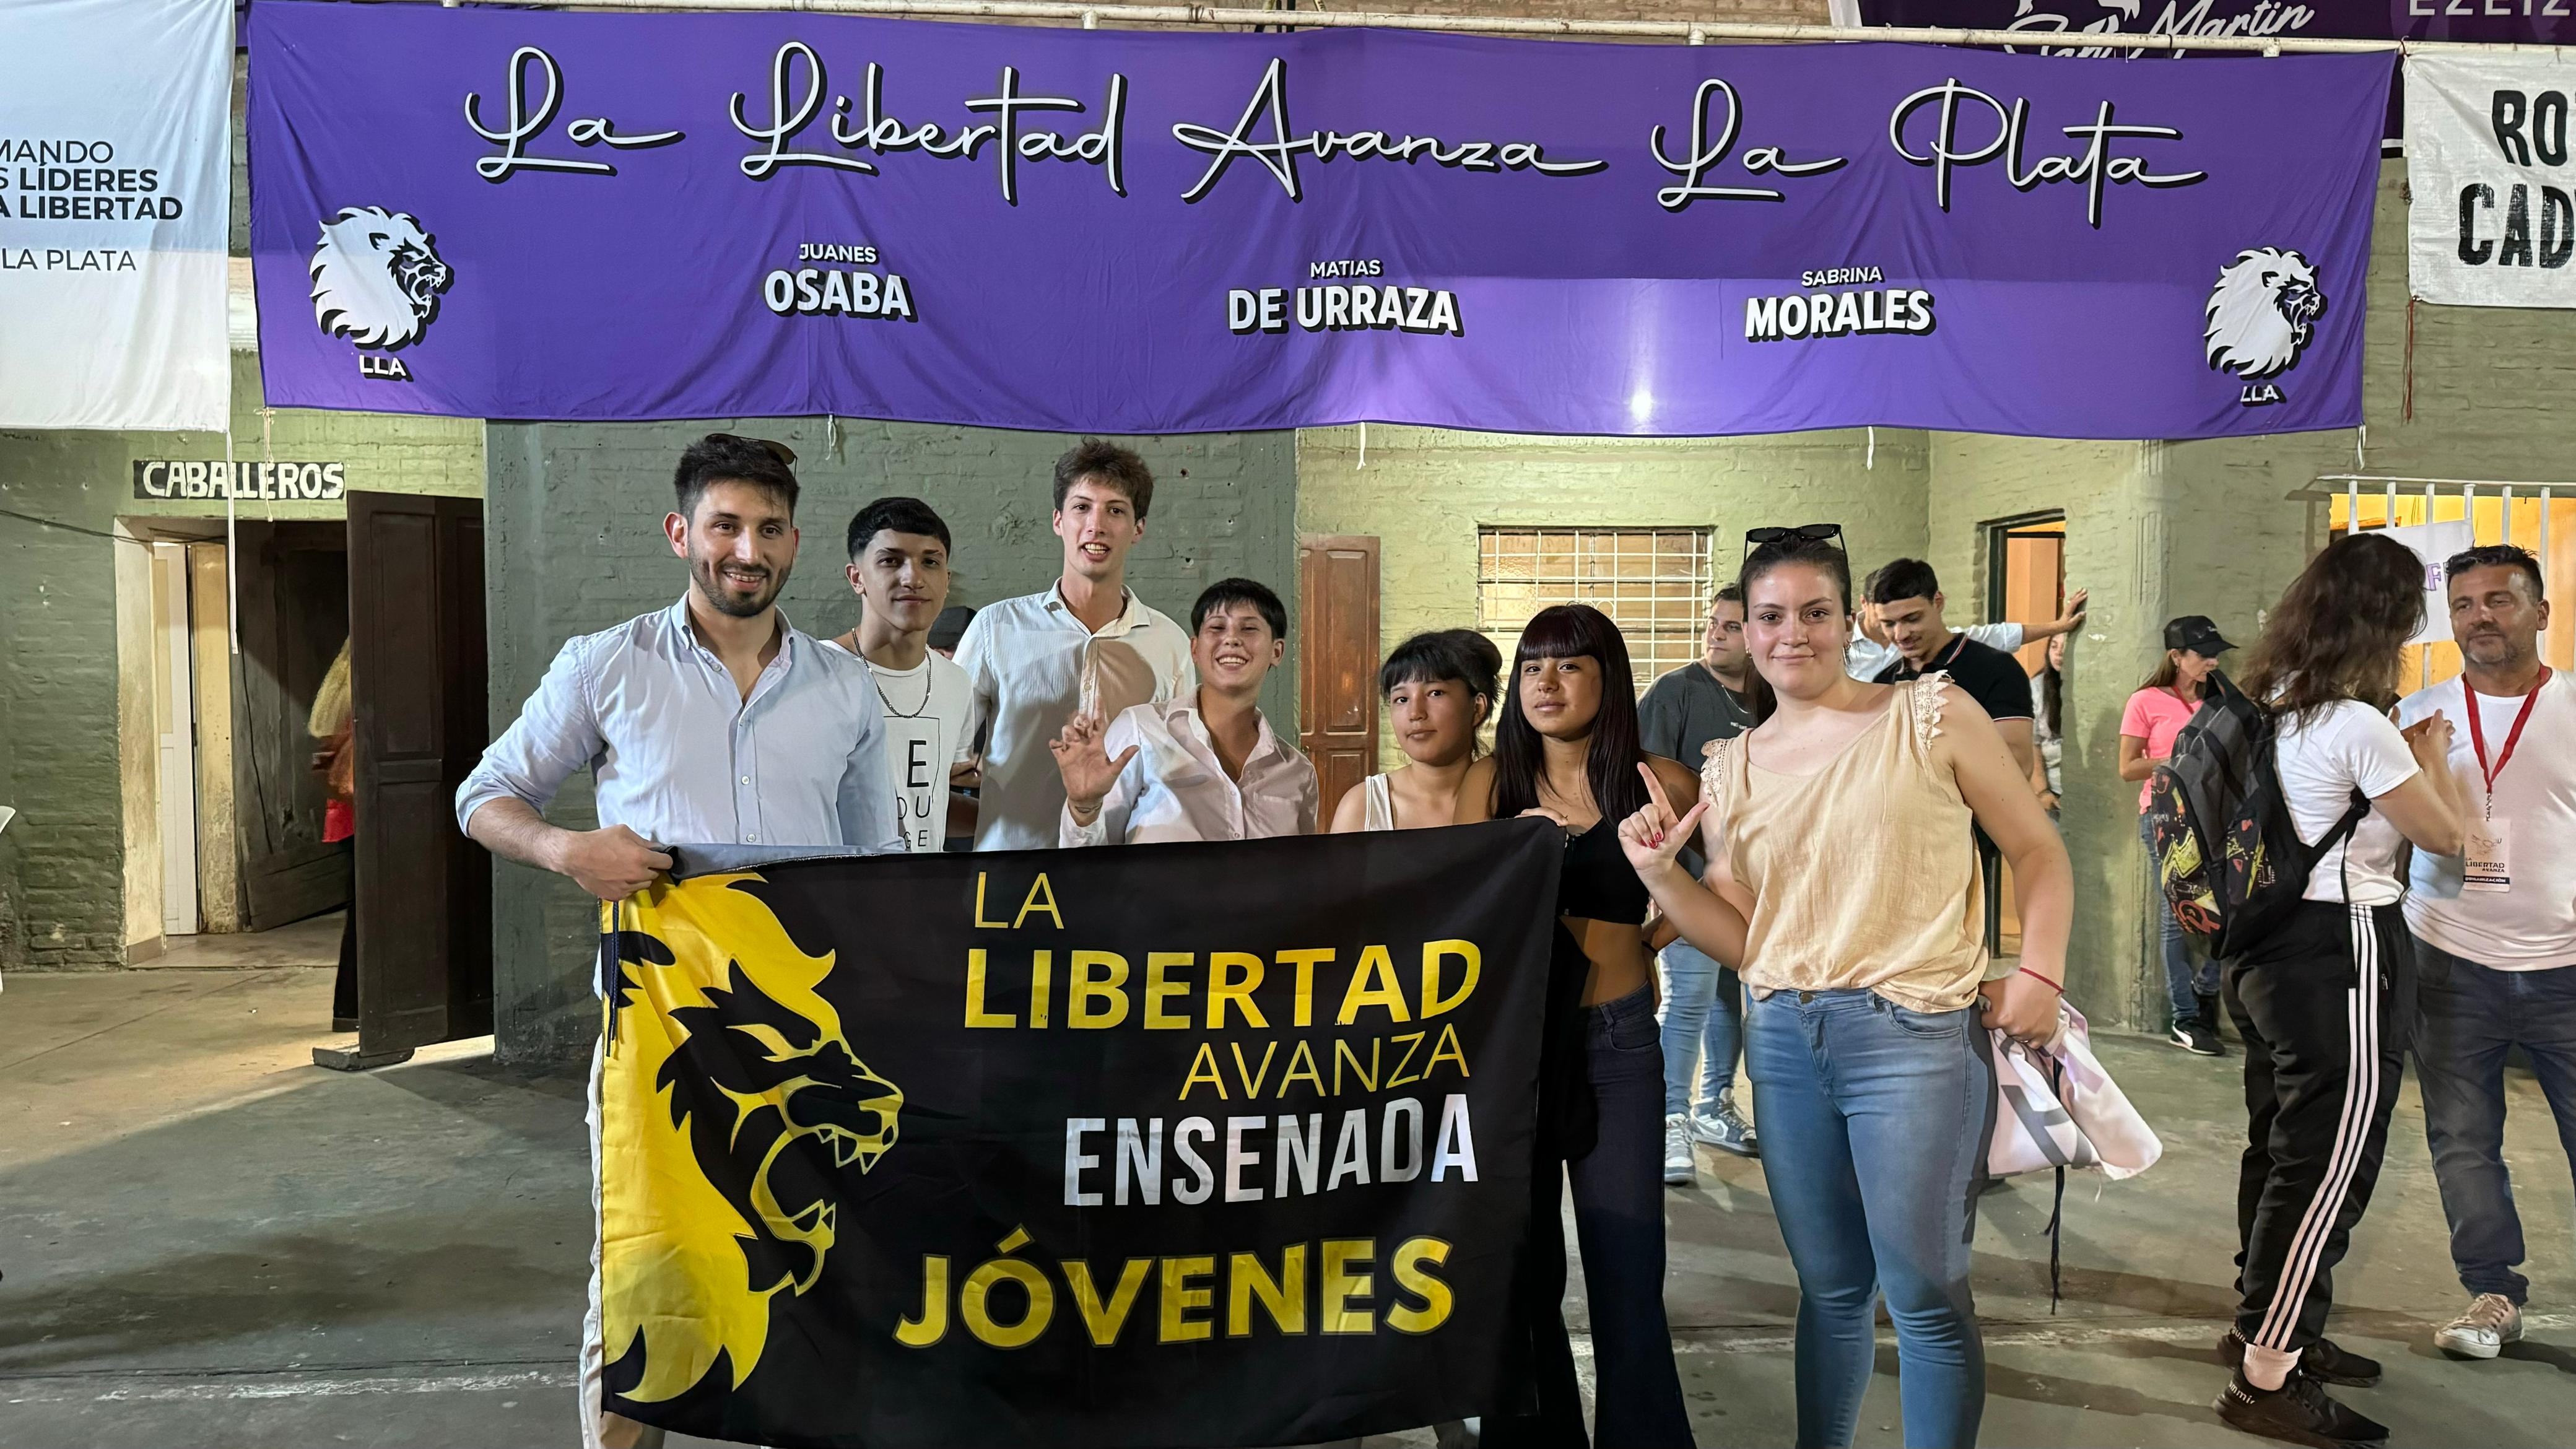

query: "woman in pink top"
xmin=2121 ymin=615 xmax=2233 ymax=1055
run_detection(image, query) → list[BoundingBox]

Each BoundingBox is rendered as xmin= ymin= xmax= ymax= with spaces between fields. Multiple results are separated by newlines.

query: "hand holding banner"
xmin=599 ymin=822 xmax=1560 ymax=1447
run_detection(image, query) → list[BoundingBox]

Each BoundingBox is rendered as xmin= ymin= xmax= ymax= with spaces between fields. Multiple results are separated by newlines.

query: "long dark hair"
xmin=2239 ymin=532 xmax=2424 ymax=723
xmin=1736 ymin=535 xmax=1856 ymax=726
xmin=1490 ymin=604 xmax=1648 ymax=826
xmin=2039 ymin=655 xmax=2064 ymax=736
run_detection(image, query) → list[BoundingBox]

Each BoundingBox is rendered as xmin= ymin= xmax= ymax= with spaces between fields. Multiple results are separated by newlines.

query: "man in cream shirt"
xmin=1051 ymin=578 xmax=1317 ymax=846
xmin=955 ymin=439 xmax=1194 ymax=850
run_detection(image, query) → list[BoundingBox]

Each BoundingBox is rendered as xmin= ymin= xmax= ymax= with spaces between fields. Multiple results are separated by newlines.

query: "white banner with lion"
xmin=0 ymin=0 xmax=231 ymax=431
xmin=2408 ymin=53 xmax=2576 ymax=310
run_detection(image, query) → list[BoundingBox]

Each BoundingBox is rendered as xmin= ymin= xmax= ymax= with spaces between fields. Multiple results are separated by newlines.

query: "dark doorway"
xmin=1984 ymin=514 xmax=2066 ymax=957
xmin=333 ymin=492 xmax=492 ymax=1068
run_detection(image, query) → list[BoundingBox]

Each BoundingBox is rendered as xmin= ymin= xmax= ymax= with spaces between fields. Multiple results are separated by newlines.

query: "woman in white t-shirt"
xmin=2212 ymin=533 xmax=2469 ymax=1448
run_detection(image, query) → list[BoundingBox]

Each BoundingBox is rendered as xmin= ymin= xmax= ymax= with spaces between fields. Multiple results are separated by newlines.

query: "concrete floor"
xmin=4 ymin=954 xmax=2573 ymax=1448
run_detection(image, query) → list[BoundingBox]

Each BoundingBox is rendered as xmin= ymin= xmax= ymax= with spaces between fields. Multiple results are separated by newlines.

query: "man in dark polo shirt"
xmin=1868 ymin=559 xmax=2038 ymax=959
xmin=1866 ymin=558 xmax=2037 ymax=777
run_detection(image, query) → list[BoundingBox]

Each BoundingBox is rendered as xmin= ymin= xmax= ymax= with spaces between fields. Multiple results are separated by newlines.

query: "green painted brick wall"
xmin=1295 ymin=424 xmax=1932 ymax=772
xmin=481 ymin=421 xmax=1299 ymax=1069
xmin=0 ymin=352 xmax=481 ymax=971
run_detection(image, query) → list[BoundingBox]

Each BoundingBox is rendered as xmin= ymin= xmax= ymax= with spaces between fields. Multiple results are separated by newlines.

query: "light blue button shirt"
xmin=455 ymin=597 xmax=903 ymax=855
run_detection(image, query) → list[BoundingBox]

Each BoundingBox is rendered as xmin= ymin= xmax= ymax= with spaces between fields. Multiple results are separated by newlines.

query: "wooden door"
xmin=1298 ymin=536 xmax=1381 ymax=823
xmin=346 ymin=492 xmax=491 ymax=1060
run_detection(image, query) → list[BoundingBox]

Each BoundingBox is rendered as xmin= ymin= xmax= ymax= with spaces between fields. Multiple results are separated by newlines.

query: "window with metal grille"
xmin=1476 ymin=528 xmax=1715 ymax=695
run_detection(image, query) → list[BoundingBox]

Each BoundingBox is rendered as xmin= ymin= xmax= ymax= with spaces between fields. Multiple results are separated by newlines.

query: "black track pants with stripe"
xmin=2222 ymin=900 xmax=2416 ymax=1354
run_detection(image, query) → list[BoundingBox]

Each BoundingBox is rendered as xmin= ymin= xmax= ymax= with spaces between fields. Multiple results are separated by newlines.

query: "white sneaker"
xmin=1663 ymin=1113 xmax=1697 ymax=1186
xmin=2435 ymin=1292 xmax=2525 ymax=1359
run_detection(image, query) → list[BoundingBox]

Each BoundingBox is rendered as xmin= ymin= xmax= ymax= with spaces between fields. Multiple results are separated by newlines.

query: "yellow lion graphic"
xmin=600 ymin=874 xmax=902 ymax=1404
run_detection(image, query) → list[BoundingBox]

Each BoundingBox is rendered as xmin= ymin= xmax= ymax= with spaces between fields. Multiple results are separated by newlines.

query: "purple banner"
xmin=248 ymin=2 xmax=2390 ymax=438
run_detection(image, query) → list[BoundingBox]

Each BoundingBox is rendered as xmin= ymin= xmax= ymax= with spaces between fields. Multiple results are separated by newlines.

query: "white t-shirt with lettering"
xmin=2274 ymin=699 xmax=2420 ymax=907
xmin=2399 ymin=673 xmax=2576 ymax=969
xmin=827 ymin=643 xmax=977 ymax=852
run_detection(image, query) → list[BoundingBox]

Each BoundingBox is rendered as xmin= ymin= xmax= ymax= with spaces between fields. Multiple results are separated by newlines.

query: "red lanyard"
xmin=2466 ymin=669 xmax=2551 ymax=812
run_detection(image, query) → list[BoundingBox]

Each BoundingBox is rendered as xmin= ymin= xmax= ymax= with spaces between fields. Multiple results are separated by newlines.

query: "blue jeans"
xmin=1660 ymin=941 xmax=1746 ymax=1116
xmin=2142 ymin=813 xmax=2216 ymax=1025
xmin=2414 ymin=938 xmax=2576 ymax=1304
xmin=1747 ymin=989 xmax=1987 ymax=1449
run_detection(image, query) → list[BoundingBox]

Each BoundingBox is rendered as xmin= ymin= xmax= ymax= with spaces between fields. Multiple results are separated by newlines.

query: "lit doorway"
xmin=1985 ymin=514 xmax=2066 ymax=957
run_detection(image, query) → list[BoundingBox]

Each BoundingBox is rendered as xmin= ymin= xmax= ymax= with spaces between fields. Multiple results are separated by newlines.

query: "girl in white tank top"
xmin=1328 ymin=630 xmax=1500 ymax=833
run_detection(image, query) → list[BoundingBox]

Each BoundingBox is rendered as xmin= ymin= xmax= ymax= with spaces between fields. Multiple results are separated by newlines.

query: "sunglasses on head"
xmin=1744 ymin=523 xmax=1845 ymax=554
xmin=707 ymin=432 xmax=798 ymax=468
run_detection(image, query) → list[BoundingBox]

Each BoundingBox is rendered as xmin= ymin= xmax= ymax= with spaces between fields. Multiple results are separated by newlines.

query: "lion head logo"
xmin=599 ymin=878 xmax=902 ymax=1406
xmin=2204 ymin=247 xmax=2326 ymax=380
xmin=309 ymin=206 xmax=453 ymax=350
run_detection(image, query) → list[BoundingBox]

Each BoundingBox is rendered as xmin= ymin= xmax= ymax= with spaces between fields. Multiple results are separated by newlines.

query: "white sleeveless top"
xmin=1362 ymin=773 xmax=1395 ymax=832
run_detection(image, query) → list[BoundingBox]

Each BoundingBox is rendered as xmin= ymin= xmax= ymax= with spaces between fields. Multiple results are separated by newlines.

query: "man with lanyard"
xmin=955 ymin=439 xmax=1195 ymax=850
xmin=454 ymin=433 xmax=903 ymax=1449
xmin=2398 ymin=544 xmax=2576 ymax=1362
xmin=1639 ymin=585 xmax=1760 ymax=1179
xmin=828 ymin=496 xmax=978 ymax=851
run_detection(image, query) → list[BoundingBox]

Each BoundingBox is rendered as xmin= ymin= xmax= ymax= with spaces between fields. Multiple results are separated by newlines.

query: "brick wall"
xmin=0 ymin=352 xmax=481 ymax=972
xmin=482 ymin=420 xmax=1299 ymax=1069
xmin=1921 ymin=156 xmax=2576 ymax=1026
xmin=1296 ymin=423 xmax=1931 ymax=770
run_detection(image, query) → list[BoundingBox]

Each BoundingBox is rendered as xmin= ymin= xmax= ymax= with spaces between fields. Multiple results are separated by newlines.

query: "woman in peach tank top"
xmin=1614 ymin=531 xmax=2075 ymax=1449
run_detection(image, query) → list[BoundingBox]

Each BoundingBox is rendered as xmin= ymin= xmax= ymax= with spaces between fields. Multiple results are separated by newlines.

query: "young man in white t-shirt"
xmin=955 ymin=441 xmax=1194 ymax=851
xmin=2397 ymin=544 xmax=2576 ymax=1361
xmin=829 ymin=497 xmax=978 ymax=852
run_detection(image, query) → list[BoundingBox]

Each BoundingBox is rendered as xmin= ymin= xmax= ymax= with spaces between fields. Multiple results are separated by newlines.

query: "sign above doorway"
xmin=134 ymin=459 xmax=347 ymax=502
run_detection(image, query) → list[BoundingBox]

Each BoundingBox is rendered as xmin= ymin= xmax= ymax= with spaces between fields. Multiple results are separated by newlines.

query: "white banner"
xmin=0 ymin=0 xmax=231 ymax=430
xmin=2408 ymin=53 xmax=2576 ymax=309
xmin=2372 ymin=519 xmax=2476 ymax=645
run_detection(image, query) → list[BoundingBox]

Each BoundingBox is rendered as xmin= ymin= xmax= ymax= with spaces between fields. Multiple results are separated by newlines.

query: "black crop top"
xmin=1556 ymin=816 xmax=1652 ymax=925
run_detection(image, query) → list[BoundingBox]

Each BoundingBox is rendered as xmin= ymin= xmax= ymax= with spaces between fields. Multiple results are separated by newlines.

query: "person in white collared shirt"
xmin=955 ymin=440 xmax=1194 ymax=850
xmin=1052 ymin=578 xmax=1317 ymax=846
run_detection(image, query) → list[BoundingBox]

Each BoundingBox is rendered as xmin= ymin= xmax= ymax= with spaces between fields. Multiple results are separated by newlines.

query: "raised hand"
xmin=1049 ymin=711 xmax=1137 ymax=814
xmin=1617 ymin=762 xmax=1708 ymax=879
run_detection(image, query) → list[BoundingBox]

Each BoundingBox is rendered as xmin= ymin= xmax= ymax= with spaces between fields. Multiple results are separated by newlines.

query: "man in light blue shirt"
xmin=457 ymin=433 xmax=903 ymax=884
xmin=453 ymin=432 xmax=900 ymax=1449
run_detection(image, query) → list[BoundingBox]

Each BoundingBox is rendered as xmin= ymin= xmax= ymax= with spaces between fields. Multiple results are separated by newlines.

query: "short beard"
xmin=2464 ymin=633 xmax=2533 ymax=671
xmin=694 ymin=557 xmax=784 ymax=618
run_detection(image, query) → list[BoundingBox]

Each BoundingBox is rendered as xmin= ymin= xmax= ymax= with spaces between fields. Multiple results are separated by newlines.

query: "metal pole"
xmin=461 ymin=0 xmax=2556 ymax=51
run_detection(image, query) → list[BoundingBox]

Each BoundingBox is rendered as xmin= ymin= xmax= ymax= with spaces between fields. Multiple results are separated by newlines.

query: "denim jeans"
xmin=2413 ymin=938 xmax=2576 ymax=1304
xmin=1746 ymin=989 xmax=1988 ymax=1449
xmin=1659 ymin=941 xmax=1746 ymax=1117
xmin=2141 ymin=812 xmax=2217 ymax=1025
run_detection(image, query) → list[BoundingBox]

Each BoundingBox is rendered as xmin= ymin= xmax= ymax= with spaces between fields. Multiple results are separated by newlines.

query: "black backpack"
xmin=2144 ymin=671 xmax=2369 ymax=958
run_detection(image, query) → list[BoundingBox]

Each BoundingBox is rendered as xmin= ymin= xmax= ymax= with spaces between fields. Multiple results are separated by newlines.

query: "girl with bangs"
xmin=1457 ymin=603 xmax=1699 ymax=1448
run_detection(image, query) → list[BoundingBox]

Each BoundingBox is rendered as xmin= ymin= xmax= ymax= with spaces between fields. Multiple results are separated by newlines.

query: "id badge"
xmin=2464 ymin=817 xmax=2512 ymax=894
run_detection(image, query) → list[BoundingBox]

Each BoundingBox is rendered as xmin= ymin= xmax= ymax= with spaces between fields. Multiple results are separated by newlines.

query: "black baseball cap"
xmin=2164 ymin=616 xmax=2235 ymax=655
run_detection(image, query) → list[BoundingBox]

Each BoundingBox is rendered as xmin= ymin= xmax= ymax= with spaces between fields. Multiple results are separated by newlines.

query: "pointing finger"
xmin=1635 ymin=762 xmax=1677 ymax=823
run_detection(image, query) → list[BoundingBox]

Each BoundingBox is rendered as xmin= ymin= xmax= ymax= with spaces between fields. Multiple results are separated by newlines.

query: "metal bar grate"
xmin=1476 ymin=527 xmax=1712 ymax=695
